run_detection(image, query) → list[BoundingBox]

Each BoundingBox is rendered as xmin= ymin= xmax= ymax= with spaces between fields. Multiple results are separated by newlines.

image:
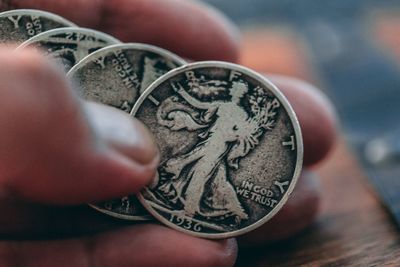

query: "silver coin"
xmin=0 ymin=9 xmax=76 ymax=43
xmin=132 ymin=61 xmax=303 ymax=238
xmin=17 ymin=27 xmax=120 ymax=71
xmin=91 ymin=196 xmax=151 ymax=221
xmin=68 ymin=43 xmax=185 ymax=220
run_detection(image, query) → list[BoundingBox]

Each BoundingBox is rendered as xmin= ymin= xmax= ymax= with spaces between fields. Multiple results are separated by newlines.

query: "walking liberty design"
xmin=147 ymin=71 xmax=282 ymax=227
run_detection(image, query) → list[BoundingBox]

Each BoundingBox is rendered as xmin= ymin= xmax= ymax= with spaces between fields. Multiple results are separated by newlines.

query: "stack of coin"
xmin=1 ymin=9 xmax=303 ymax=238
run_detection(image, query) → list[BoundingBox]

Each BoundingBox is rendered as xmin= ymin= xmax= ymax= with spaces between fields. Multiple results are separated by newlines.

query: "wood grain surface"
xmin=237 ymin=138 xmax=400 ymax=266
xmin=236 ymin=25 xmax=400 ymax=266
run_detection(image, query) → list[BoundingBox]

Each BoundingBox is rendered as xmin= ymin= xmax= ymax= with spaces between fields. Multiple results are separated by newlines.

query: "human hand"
xmin=0 ymin=0 xmax=337 ymax=266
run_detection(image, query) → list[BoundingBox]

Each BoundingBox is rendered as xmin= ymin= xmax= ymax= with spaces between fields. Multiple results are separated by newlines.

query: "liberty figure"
xmin=153 ymin=74 xmax=280 ymax=223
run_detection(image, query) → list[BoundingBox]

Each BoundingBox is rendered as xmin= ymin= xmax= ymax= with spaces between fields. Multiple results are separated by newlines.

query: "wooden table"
xmin=236 ymin=139 xmax=400 ymax=266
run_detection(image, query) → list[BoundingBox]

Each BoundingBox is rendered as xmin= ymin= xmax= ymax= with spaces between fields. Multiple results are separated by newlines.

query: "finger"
xmin=84 ymin=102 xmax=158 ymax=165
xmin=3 ymin=0 xmax=240 ymax=62
xmin=0 ymin=225 xmax=237 ymax=267
xmin=0 ymin=172 xmax=319 ymax=243
xmin=0 ymin=47 xmax=158 ymax=204
xmin=269 ymin=75 xmax=338 ymax=166
xmin=0 ymin=200 xmax=127 ymax=239
xmin=238 ymin=170 xmax=320 ymax=246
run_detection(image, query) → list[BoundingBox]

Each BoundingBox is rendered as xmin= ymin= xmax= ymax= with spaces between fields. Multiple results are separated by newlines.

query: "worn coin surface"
xmin=18 ymin=27 xmax=120 ymax=71
xmin=0 ymin=9 xmax=76 ymax=43
xmin=132 ymin=61 xmax=303 ymax=238
xmin=91 ymin=196 xmax=151 ymax=221
xmin=68 ymin=43 xmax=185 ymax=220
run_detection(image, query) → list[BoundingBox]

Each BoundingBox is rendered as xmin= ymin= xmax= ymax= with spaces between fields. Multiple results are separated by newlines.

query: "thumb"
xmin=0 ymin=47 xmax=158 ymax=205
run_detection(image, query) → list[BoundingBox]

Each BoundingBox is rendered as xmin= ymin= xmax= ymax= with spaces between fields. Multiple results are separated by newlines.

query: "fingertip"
xmin=102 ymin=0 xmax=240 ymax=62
xmin=270 ymin=75 xmax=338 ymax=166
xmin=190 ymin=0 xmax=241 ymax=62
xmin=0 ymin=46 xmax=42 ymax=69
xmin=218 ymin=238 xmax=239 ymax=267
xmin=94 ymin=224 xmax=237 ymax=267
xmin=0 ymin=225 xmax=237 ymax=267
xmin=84 ymin=103 xmax=159 ymax=165
xmin=79 ymin=103 xmax=160 ymax=202
xmin=182 ymin=236 xmax=238 ymax=267
xmin=196 ymin=238 xmax=238 ymax=267
xmin=125 ymin=118 xmax=160 ymax=165
xmin=24 ymin=149 xmax=158 ymax=205
xmin=0 ymin=46 xmax=160 ymax=205
xmin=8 ymin=46 xmax=65 ymax=83
xmin=4 ymin=0 xmax=102 ymax=28
xmin=3 ymin=0 xmax=241 ymax=62
xmin=238 ymin=170 xmax=321 ymax=246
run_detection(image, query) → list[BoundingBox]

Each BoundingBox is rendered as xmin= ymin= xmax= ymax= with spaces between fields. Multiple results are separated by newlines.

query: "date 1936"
xmin=169 ymin=214 xmax=203 ymax=232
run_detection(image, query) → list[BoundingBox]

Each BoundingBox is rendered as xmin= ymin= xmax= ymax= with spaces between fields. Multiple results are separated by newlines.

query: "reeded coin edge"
xmin=0 ymin=9 xmax=77 ymax=27
xmin=132 ymin=61 xmax=304 ymax=239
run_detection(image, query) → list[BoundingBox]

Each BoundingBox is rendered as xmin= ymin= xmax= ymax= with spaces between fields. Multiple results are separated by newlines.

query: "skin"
xmin=2 ymin=0 xmax=240 ymax=61
xmin=0 ymin=0 xmax=337 ymax=266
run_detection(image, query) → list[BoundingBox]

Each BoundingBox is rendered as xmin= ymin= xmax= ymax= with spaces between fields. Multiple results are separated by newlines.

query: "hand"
xmin=238 ymin=74 xmax=337 ymax=246
xmin=0 ymin=0 xmax=337 ymax=266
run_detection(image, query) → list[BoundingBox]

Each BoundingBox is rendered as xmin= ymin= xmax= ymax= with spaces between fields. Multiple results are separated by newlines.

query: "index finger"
xmin=0 ymin=225 xmax=237 ymax=267
xmin=3 ymin=0 xmax=240 ymax=62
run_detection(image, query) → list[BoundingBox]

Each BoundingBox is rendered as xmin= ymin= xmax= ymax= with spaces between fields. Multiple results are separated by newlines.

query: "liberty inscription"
xmin=133 ymin=62 xmax=303 ymax=238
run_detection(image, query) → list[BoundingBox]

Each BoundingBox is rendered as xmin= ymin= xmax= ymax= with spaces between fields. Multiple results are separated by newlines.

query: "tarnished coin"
xmin=132 ymin=62 xmax=303 ymax=238
xmin=68 ymin=43 xmax=186 ymax=113
xmin=0 ymin=9 xmax=76 ymax=43
xmin=68 ymin=43 xmax=185 ymax=220
xmin=91 ymin=196 xmax=151 ymax=221
xmin=18 ymin=27 xmax=120 ymax=71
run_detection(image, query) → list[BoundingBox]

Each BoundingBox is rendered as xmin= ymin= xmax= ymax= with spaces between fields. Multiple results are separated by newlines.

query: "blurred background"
xmin=203 ymin=0 xmax=400 ymax=265
xmin=205 ymin=0 xmax=400 ymax=221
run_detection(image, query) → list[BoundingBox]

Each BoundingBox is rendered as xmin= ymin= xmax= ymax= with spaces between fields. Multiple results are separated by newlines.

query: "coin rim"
xmin=68 ymin=42 xmax=186 ymax=220
xmin=67 ymin=42 xmax=187 ymax=79
xmin=0 ymin=9 xmax=77 ymax=28
xmin=88 ymin=203 xmax=153 ymax=221
xmin=16 ymin=27 xmax=121 ymax=51
xmin=132 ymin=61 xmax=304 ymax=239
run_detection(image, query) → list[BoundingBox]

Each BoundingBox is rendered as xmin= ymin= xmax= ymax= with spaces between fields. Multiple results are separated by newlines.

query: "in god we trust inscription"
xmin=132 ymin=62 xmax=303 ymax=238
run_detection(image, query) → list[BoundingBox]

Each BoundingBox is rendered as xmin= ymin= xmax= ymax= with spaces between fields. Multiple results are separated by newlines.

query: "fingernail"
xmin=84 ymin=102 xmax=159 ymax=165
